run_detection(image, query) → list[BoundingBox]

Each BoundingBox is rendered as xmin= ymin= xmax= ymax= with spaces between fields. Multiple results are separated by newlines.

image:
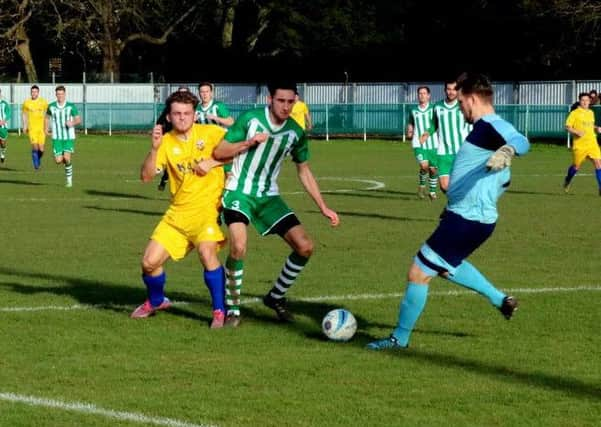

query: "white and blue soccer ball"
xmin=321 ymin=308 xmax=357 ymax=342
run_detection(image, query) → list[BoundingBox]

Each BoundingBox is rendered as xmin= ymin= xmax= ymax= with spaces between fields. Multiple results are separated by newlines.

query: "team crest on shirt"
xmin=196 ymin=139 xmax=205 ymax=150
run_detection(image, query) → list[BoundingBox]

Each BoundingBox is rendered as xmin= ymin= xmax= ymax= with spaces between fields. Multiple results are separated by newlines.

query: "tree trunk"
xmin=101 ymin=39 xmax=121 ymax=82
xmin=221 ymin=0 xmax=237 ymax=49
xmin=14 ymin=26 xmax=38 ymax=82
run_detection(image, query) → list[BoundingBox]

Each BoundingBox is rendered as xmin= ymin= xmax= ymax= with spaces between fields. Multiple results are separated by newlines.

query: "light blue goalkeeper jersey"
xmin=447 ymin=114 xmax=529 ymax=224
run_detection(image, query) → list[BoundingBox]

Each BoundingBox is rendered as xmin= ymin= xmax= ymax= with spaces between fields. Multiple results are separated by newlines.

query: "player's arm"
xmin=140 ymin=125 xmax=163 ymax=182
xmin=22 ymin=104 xmax=28 ymax=132
xmin=305 ymin=108 xmax=313 ymax=131
xmin=44 ymin=114 xmax=50 ymax=136
xmin=213 ymin=133 xmax=268 ymax=159
xmin=421 ymin=111 xmax=438 ymax=144
xmin=565 ymin=113 xmax=584 ymax=137
xmin=295 ymin=161 xmax=339 ymax=227
xmin=68 ymin=115 xmax=82 ymax=128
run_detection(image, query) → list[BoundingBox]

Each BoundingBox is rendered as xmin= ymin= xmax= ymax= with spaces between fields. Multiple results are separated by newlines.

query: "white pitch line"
xmin=0 ymin=392 xmax=216 ymax=427
xmin=1 ymin=286 xmax=599 ymax=313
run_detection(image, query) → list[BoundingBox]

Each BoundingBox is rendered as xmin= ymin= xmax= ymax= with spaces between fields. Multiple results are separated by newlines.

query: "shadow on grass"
xmin=0 ymin=178 xmax=44 ymax=186
xmin=85 ymin=189 xmax=157 ymax=200
xmin=325 ymin=191 xmax=415 ymax=201
xmin=506 ymin=189 xmax=564 ymax=196
xmin=84 ymin=205 xmax=162 ymax=217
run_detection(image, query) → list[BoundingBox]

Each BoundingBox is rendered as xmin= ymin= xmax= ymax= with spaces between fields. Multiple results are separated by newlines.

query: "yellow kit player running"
xmin=22 ymin=85 xmax=48 ymax=169
xmin=563 ymin=92 xmax=601 ymax=195
xmin=131 ymin=90 xmax=229 ymax=328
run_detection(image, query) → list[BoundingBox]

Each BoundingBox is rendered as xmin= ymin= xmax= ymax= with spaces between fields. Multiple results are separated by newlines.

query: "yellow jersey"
xmin=566 ymin=107 xmax=597 ymax=147
xmin=156 ymin=123 xmax=226 ymax=211
xmin=290 ymin=100 xmax=309 ymax=130
xmin=22 ymin=97 xmax=49 ymax=131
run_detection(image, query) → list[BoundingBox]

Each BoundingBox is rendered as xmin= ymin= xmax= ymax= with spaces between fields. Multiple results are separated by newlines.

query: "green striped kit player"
xmin=213 ymin=81 xmax=339 ymax=327
xmin=429 ymin=79 xmax=473 ymax=192
xmin=45 ymin=86 xmax=81 ymax=187
xmin=406 ymin=86 xmax=439 ymax=200
xmin=0 ymin=90 xmax=12 ymax=163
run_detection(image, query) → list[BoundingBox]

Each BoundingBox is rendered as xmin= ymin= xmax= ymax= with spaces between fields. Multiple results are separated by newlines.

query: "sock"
xmin=392 ymin=282 xmax=429 ymax=347
xmin=268 ymin=252 xmax=309 ymax=299
xmin=447 ymin=260 xmax=505 ymax=307
xmin=0 ymin=145 xmax=6 ymax=157
xmin=142 ymin=271 xmax=166 ymax=307
xmin=564 ymin=165 xmax=577 ymax=185
xmin=38 ymin=150 xmax=44 ymax=161
xmin=595 ymin=168 xmax=601 ymax=188
xmin=204 ymin=266 xmax=226 ymax=312
xmin=225 ymin=257 xmax=244 ymax=316
xmin=429 ymin=174 xmax=438 ymax=194
xmin=32 ymin=150 xmax=39 ymax=169
xmin=65 ymin=162 xmax=73 ymax=183
xmin=418 ymin=169 xmax=427 ymax=187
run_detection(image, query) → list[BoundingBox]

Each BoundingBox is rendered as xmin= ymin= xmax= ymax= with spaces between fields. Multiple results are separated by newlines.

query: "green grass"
xmin=0 ymin=133 xmax=600 ymax=426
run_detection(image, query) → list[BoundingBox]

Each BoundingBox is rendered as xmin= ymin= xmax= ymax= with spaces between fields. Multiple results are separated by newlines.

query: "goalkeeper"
xmin=368 ymin=72 xmax=530 ymax=350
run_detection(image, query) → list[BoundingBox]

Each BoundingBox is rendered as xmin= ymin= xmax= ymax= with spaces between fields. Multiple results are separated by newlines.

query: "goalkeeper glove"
xmin=486 ymin=145 xmax=515 ymax=171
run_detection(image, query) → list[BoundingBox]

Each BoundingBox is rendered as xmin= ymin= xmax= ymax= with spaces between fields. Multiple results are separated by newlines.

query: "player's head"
xmin=267 ymin=81 xmax=297 ymax=123
xmin=31 ymin=85 xmax=40 ymax=99
xmin=589 ymin=89 xmax=597 ymax=99
xmin=455 ymin=72 xmax=493 ymax=123
xmin=177 ymin=86 xmax=190 ymax=92
xmin=417 ymin=86 xmax=431 ymax=104
xmin=198 ymin=82 xmax=214 ymax=104
xmin=444 ymin=79 xmax=458 ymax=102
xmin=164 ymin=90 xmax=199 ymax=133
xmin=55 ymin=85 xmax=66 ymax=103
xmin=578 ymin=92 xmax=591 ymax=109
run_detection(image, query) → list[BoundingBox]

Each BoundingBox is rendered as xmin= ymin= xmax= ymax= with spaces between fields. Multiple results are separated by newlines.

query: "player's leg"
xmin=437 ymin=154 xmax=453 ymax=193
xmin=262 ymin=210 xmax=310 ymax=322
xmin=63 ymin=143 xmax=74 ymax=187
xmin=131 ymin=239 xmax=172 ymax=318
xmin=222 ymin=210 xmax=249 ymax=326
xmin=563 ymin=149 xmax=583 ymax=192
xmin=0 ymin=133 xmax=7 ymax=163
xmin=197 ymin=241 xmax=226 ymax=328
xmin=590 ymin=154 xmax=601 ymax=195
xmin=427 ymin=150 xmax=439 ymax=200
xmin=414 ymin=148 xmax=428 ymax=199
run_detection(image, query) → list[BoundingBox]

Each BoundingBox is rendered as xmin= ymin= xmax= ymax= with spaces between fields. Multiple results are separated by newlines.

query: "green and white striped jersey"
xmin=0 ymin=100 xmax=12 ymax=128
xmin=431 ymin=100 xmax=472 ymax=155
xmin=407 ymin=104 xmax=438 ymax=150
xmin=196 ymin=100 xmax=230 ymax=127
xmin=47 ymin=101 xmax=79 ymax=140
xmin=225 ymin=107 xmax=308 ymax=197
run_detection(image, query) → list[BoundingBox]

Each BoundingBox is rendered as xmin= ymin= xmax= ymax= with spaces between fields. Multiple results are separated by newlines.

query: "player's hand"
xmin=486 ymin=144 xmax=515 ymax=171
xmin=151 ymin=125 xmax=163 ymax=149
xmin=252 ymin=133 xmax=269 ymax=145
xmin=194 ymin=159 xmax=212 ymax=176
xmin=419 ymin=132 xmax=429 ymax=144
xmin=206 ymin=114 xmax=217 ymax=121
xmin=322 ymin=207 xmax=340 ymax=227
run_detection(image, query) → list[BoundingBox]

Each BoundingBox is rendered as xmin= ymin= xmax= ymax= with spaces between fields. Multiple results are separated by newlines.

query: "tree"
xmin=49 ymin=0 xmax=201 ymax=81
xmin=0 ymin=0 xmax=41 ymax=82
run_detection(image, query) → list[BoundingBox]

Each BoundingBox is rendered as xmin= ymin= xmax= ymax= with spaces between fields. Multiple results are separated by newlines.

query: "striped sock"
xmin=418 ymin=169 xmax=427 ymax=186
xmin=428 ymin=175 xmax=438 ymax=194
xmin=268 ymin=252 xmax=309 ymax=300
xmin=225 ymin=256 xmax=244 ymax=316
xmin=65 ymin=162 xmax=73 ymax=185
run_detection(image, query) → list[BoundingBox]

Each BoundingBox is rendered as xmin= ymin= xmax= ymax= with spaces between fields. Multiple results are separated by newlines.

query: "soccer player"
xmin=196 ymin=82 xmax=234 ymax=127
xmin=428 ymin=79 xmax=472 ymax=193
xmin=367 ymin=72 xmax=529 ymax=350
xmin=213 ymin=81 xmax=339 ymax=327
xmin=0 ymin=90 xmax=12 ymax=164
xmin=563 ymin=92 xmax=601 ymax=195
xmin=45 ymin=86 xmax=81 ymax=187
xmin=131 ymin=90 xmax=228 ymax=328
xmin=406 ymin=86 xmax=438 ymax=199
xmin=22 ymin=85 xmax=48 ymax=170
xmin=290 ymin=93 xmax=313 ymax=131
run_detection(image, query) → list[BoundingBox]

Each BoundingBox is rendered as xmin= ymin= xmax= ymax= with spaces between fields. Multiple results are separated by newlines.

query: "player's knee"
xmin=198 ymin=245 xmax=218 ymax=267
xmin=295 ymin=238 xmax=314 ymax=258
xmin=141 ymin=256 xmax=161 ymax=275
xmin=229 ymin=241 xmax=247 ymax=259
xmin=407 ymin=262 xmax=431 ymax=284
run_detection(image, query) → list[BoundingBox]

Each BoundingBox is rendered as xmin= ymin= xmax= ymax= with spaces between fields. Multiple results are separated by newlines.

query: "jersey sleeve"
xmin=565 ymin=110 xmax=576 ymax=128
xmin=5 ymin=102 xmax=12 ymax=120
xmin=291 ymin=133 xmax=310 ymax=163
xmin=217 ymin=102 xmax=231 ymax=118
xmin=204 ymin=124 xmax=228 ymax=152
xmin=224 ymin=111 xmax=249 ymax=143
xmin=70 ymin=103 xmax=80 ymax=117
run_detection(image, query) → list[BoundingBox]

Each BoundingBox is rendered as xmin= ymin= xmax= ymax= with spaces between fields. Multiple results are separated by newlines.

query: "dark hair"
xmin=578 ymin=92 xmax=591 ymax=100
xmin=443 ymin=79 xmax=457 ymax=88
xmin=156 ymin=91 xmax=199 ymax=133
xmin=417 ymin=86 xmax=431 ymax=94
xmin=267 ymin=81 xmax=298 ymax=97
xmin=31 ymin=85 xmax=40 ymax=90
xmin=198 ymin=82 xmax=214 ymax=91
xmin=55 ymin=85 xmax=66 ymax=92
xmin=177 ymin=86 xmax=190 ymax=92
xmin=589 ymin=89 xmax=598 ymax=96
xmin=455 ymin=72 xmax=493 ymax=101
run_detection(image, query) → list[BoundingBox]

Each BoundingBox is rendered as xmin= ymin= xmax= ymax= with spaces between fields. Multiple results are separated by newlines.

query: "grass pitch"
xmin=0 ymin=133 xmax=599 ymax=426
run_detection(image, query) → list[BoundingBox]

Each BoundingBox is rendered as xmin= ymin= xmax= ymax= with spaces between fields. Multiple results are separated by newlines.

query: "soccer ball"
xmin=321 ymin=308 xmax=357 ymax=342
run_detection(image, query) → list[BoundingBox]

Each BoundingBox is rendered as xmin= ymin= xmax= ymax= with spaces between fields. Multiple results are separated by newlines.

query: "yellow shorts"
xmin=28 ymin=129 xmax=46 ymax=145
xmin=572 ymin=142 xmax=601 ymax=167
xmin=150 ymin=207 xmax=225 ymax=261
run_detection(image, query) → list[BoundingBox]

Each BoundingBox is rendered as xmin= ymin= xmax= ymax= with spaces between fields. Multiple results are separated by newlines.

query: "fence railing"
xmin=7 ymin=102 xmax=599 ymax=140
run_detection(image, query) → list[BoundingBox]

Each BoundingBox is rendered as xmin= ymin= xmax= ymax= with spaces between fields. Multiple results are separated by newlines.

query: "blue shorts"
xmin=415 ymin=209 xmax=495 ymax=276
